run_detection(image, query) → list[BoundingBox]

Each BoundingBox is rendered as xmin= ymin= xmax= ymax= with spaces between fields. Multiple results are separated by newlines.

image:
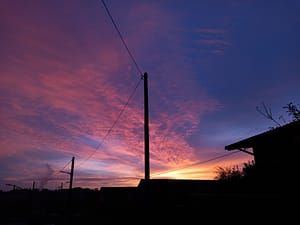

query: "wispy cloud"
xmin=193 ymin=27 xmax=231 ymax=55
xmin=196 ymin=28 xmax=228 ymax=34
xmin=0 ymin=1 xmax=238 ymax=190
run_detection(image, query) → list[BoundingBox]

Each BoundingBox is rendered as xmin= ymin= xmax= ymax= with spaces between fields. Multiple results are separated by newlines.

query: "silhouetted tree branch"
xmin=256 ymin=102 xmax=281 ymax=127
xmin=283 ymin=102 xmax=300 ymax=121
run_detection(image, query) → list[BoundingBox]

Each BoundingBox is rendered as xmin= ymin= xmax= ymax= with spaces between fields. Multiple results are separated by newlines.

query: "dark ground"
xmin=0 ymin=186 xmax=295 ymax=225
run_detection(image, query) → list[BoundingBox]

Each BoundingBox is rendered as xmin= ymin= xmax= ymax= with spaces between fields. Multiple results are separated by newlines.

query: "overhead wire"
xmin=20 ymin=0 xmax=146 ymax=189
xmin=37 ymin=157 xmax=73 ymax=187
xmin=75 ymin=0 xmax=146 ymax=168
xmin=100 ymin=0 xmax=144 ymax=76
xmin=152 ymin=150 xmax=242 ymax=177
xmin=50 ymin=1 xmax=247 ymax=184
xmin=78 ymin=0 xmax=246 ymax=175
xmin=77 ymin=76 xmax=143 ymax=168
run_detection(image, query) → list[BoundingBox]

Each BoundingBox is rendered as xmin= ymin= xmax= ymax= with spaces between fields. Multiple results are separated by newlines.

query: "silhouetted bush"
xmin=214 ymin=160 xmax=256 ymax=182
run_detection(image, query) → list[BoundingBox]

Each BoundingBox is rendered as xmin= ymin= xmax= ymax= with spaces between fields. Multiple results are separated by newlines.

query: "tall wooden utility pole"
xmin=144 ymin=72 xmax=150 ymax=181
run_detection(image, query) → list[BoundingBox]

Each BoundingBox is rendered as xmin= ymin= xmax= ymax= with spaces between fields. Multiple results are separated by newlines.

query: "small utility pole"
xmin=6 ymin=183 xmax=23 ymax=191
xmin=69 ymin=156 xmax=75 ymax=190
xmin=60 ymin=156 xmax=75 ymax=225
xmin=60 ymin=156 xmax=75 ymax=191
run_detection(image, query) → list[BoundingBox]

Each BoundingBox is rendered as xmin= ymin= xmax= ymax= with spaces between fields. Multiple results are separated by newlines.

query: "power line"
xmin=77 ymin=76 xmax=143 ymax=168
xmin=75 ymin=0 xmax=146 ymax=168
xmin=75 ymin=1 xmax=245 ymax=181
xmin=51 ymin=158 xmax=73 ymax=177
xmin=61 ymin=158 xmax=73 ymax=171
xmin=190 ymin=150 xmax=241 ymax=166
xmin=10 ymin=1 xmax=146 ymax=189
xmin=33 ymin=158 xmax=73 ymax=190
xmin=152 ymin=150 xmax=242 ymax=177
xmin=100 ymin=0 xmax=143 ymax=76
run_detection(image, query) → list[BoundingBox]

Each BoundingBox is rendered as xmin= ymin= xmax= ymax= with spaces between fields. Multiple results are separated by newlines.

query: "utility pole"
xmin=6 ymin=183 xmax=23 ymax=191
xmin=144 ymin=72 xmax=150 ymax=181
xmin=60 ymin=156 xmax=75 ymax=225
xmin=60 ymin=156 xmax=75 ymax=191
xmin=69 ymin=156 xmax=75 ymax=190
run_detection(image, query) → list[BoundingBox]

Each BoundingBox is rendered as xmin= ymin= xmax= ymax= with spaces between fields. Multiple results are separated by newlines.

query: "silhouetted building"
xmin=225 ymin=120 xmax=300 ymax=193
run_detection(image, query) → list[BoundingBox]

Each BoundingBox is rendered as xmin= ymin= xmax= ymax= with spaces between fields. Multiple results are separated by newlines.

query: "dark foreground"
xmin=0 ymin=186 xmax=295 ymax=225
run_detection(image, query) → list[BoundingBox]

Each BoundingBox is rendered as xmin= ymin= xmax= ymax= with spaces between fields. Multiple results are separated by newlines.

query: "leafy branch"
xmin=283 ymin=102 xmax=300 ymax=121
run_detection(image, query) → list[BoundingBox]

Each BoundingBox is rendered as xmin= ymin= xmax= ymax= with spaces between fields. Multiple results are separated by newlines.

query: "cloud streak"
xmin=0 ymin=0 xmax=271 ymax=191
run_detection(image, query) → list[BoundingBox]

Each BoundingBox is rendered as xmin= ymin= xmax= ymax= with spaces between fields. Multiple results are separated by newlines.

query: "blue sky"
xmin=0 ymin=0 xmax=299 ymax=191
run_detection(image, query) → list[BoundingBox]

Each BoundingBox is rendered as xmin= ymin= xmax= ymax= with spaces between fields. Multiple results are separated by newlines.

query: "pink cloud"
xmin=0 ymin=1 xmax=246 ymax=190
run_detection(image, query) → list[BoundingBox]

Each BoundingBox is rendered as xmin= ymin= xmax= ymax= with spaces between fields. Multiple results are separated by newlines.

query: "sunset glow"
xmin=1 ymin=0 xmax=299 ymax=191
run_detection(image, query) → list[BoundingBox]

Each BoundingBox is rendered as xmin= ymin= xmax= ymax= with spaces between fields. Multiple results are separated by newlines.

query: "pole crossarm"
xmin=59 ymin=170 xmax=71 ymax=175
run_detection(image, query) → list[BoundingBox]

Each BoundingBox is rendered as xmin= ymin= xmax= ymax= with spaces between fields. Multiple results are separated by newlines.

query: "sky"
xmin=1 ymin=0 xmax=299 ymax=191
